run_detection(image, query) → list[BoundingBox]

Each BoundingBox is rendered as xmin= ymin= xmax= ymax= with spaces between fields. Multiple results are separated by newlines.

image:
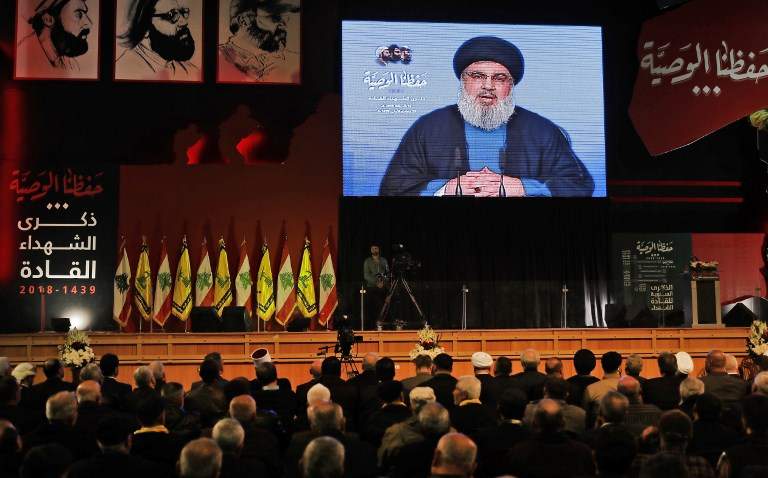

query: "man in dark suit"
xmin=185 ymin=359 xmax=227 ymax=428
xmin=74 ymin=380 xmax=119 ymax=449
xmin=511 ymin=348 xmax=547 ymax=402
xmin=688 ymin=393 xmax=742 ymax=468
xmin=566 ymin=349 xmax=600 ymax=407
xmin=251 ymin=361 xmax=297 ymax=432
xmin=401 ymin=354 xmax=434 ymax=407
xmin=294 ymin=359 xmax=323 ymax=416
xmin=228 ymin=394 xmax=282 ymax=476
xmin=316 ymin=357 xmax=359 ymax=431
xmin=23 ymin=390 xmax=93 ymax=460
xmin=362 ymin=380 xmax=411 ymax=447
xmin=29 ymin=358 xmax=75 ymax=413
xmin=130 ymin=393 xmax=182 ymax=474
xmin=422 ymin=353 xmax=458 ymax=411
xmin=358 ymin=357 xmax=397 ymax=431
xmin=644 ymin=352 xmax=682 ymax=410
xmin=191 ymin=352 xmax=229 ymax=391
xmin=0 ymin=375 xmax=40 ymax=436
xmin=284 ymin=402 xmax=377 ymax=478
xmin=388 ymin=402 xmax=452 ymax=478
xmin=449 ymin=375 xmax=497 ymax=436
xmin=472 ymin=351 xmax=500 ymax=411
xmin=493 ymin=356 xmax=516 ymax=397
xmin=99 ymin=353 xmax=132 ymax=412
xmin=523 ymin=377 xmax=586 ymax=437
xmin=161 ymin=382 xmax=200 ymax=446
xmin=68 ymin=415 xmax=163 ymax=478
xmin=211 ymin=418 xmax=266 ymax=478
xmin=353 ymin=353 xmax=383 ymax=430
xmin=700 ymin=349 xmax=748 ymax=405
xmin=249 ymin=348 xmax=292 ymax=392
xmin=474 ymin=388 xmax=530 ymax=478
xmin=124 ymin=365 xmax=159 ymax=414
xmin=625 ymin=353 xmax=649 ymax=390
xmin=616 ymin=375 xmax=661 ymax=437
xmin=347 ymin=352 xmax=379 ymax=389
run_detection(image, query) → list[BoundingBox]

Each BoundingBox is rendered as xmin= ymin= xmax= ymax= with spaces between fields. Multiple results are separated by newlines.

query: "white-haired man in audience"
xmin=379 ymin=386 xmax=438 ymax=468
xmin=73 ymin=380 xmax=111 ymax=444
xmin=430 ymin=432 xmax=478 ymax=478
xmin=301 ymin=436 xmax=345 ymax=478
xmin=125 ymin=365 xmax=157 ymax=412
xmin=178 ymin=437 xmax=222 ymax=478
xmin=511 ymin=348 xmax=547 ymax=401
xmin=24 ymin=391 xmax=92 ymax=459
xmin=149 ymin=361 xmax=166 ymax=392
xmin=450 ymin=375 xmax=496 ymax=436
xmin=752 ymin=371 xmax=768 ymax=396
xmin=227 ymin=394 xmax=281 ymax=475
xmin=625 ymin=353 xmax=648 ymax=389
xmin=388 ymin=401 xmax=452 ymax=476
xmin=213 ymin=417 xmax=265 ymax=475
xmin=678 ymin=376 xmax=705 ymax=419
xmin=78 ymin=363 xmax=103 ymax=384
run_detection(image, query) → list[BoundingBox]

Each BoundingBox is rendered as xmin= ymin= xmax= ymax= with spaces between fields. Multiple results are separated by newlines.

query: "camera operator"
xmin=363 ymin=244 xmax=389 ymax=328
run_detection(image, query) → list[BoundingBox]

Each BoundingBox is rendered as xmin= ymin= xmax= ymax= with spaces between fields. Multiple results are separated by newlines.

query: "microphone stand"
xmin=461 ymin=283 xmax=469 ymax=330
xmin=359 ymin=284 xmax=366 ymax=331
xmin=560 ymin=282 xmax=568 ymax=328
xmin=498 ymin=148 xmax=506 ymax=197
xmin=454 ymin=147 xmax=463 ymax=196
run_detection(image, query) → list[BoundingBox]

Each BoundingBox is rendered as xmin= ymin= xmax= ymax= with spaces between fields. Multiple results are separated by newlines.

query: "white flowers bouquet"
xmin=747 ymin=320 xmax=768 ymax=358
xmin=409 ymin=324 xmax=444 ymax=360
xmin=58 ymin=328 xmax=95 ymax=368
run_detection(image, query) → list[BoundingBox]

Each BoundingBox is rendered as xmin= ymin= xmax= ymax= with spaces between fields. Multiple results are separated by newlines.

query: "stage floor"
xmin=0 ymin=327 xmax=749 ymax=390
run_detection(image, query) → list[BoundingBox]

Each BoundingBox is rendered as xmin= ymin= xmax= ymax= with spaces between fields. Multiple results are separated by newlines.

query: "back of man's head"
xmin=754 ymin=371 xmax=768 ymax=395
xmin=375 ymin=357 xmax=396 ymax=381
xmin=625 ymin=354 xmax=644 ymax=377
xmin=43 ymin=358 xmax=63 ymax=379
xmin=99 ymin=353 xmax=119 ymax=377
xmin=255 ymin=361 xmax=278 ymax=385
xmin=228 ymin=394 xmax=257 ymax=423
xmin=223 ymin=377 xmax=251 ymax=403
xmin=179 ymin=438 xmax=223 ymax=478
xmin=133 ymin=365 xmax=154 ymax=388
xmin=599 ymin=390 xmax=629 ymax=424
xmin=431 ymin=433 xmax=477 ymax=478
xmin=657 ymin=352 xmax=678 ymax=377
xmin=307 ymin=383 xmax=331 ymax=407
xmin=693 ymin=393 xmax=721 ymax=422
xmin=573 ymin=349 xmax=596 ymax=375
xmin=136 ymin=394 xmax=165 ymax=427
xmin=533 ymin=398 xmax=565 ymax=435
xmin=418 ymin=402 xmax=450 ymax=437
xmin=433 ymin=353 xmax=453 ymax=373
xmin=162 ymin=382 xmax=185 ymax=407
xmin=199 ymin=359 xmax=221 ymax=384
xmin=725 ymin=354 xmax=739 ymax=374
xmin=409 ymin=386 xmax=436 ymax=413
xmin=617 ymin=375 xmax=641 ymax=403
xmin=377 ymin=380 xmax=402 ymax=403
xmin=413 ymin=354 xmax=432 ymax=372
xmin=96 ymin=415 xmax=135 ymax=451
xmin=21 ymin=444 xmax=72 ymax=478
xmin=46 ymin=391 xmax=77 ymax=425
xmin=204 ymin=352 xmax=224 ymax=371
xmin=638 ymin=452 xmax=687 ymax=478
xmin=601 ymin=352 xmax=622 ymax=374
xmin=149 ymin=361 xmax=165 ymax=383
xmin=742 ymin=393 xmax=768 ymax=436
xmin=0 ymin=419 xmax=20 ymax=456
xmin=212 ymin=418 xmax=245 ymax=455
xmin=706 ymin=349 xmax=727 ymax=373
xmin=455 ymin=375 xmax=481 ymax=401
xmin=543 ymin=377 xmax=569 ymax=400
xmin=0 ymin=376 xmax=18 ymax=404
xmin=76 ymin=380 xmax=101 ymax=404
xmin=659 ymin=410 xmax=692 ymax=451
xmin=321 ymin=357 xmax=342 ymax=377
xmin=594 ymin=426 xmax=637 ymax=475
xmin=362 ymin=352 xmax=379 ymax=372
xmin=520 ymin=349 xmax=540 ymax=371
xmin=498 ymin=387 xmax=528 ymax=420
xmin=309 ymin=402 xmax=344 ymax=434
xmin=679 ymin=376 xmax=705 ymax=400
xmin=79 ymin=363 xmax=104 ymax=384
xmin=494 ymin=356 xmax=512 ymax=376
xmin=301 ymin=436 xmax=345 ymax=478
xmin=544 ymin=357 xmax=563 ymax=377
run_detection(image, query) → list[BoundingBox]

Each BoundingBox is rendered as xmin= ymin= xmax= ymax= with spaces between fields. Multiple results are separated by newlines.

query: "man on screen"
xmin=378 ymin=36 xmax=594 ymax=197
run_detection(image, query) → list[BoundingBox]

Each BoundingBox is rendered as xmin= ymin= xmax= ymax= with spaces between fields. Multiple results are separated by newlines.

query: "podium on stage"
xmin=689 ymin=259 xmax=722 ymax=328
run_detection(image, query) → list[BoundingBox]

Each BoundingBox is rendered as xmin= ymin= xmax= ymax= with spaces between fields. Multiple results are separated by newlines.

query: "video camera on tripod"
xmin=333 ymin=315 xmax=362 ymax=357
xmin=390 ymin=243 xmax=421 ymax=276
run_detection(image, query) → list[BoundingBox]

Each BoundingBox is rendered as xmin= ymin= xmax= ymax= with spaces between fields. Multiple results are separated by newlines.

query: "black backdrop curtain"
xmin=338 ymin=198 xmax=609 ymax=329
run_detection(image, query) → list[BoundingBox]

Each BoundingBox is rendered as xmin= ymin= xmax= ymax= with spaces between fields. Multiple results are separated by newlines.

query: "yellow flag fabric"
xmin=213 ymin=238 xmax=232 ymax=318
xmin=256 ymin=243 xmax=275 ymax=321
xmin=296 ymin=238 xmax=317 ymax=318
xmin=171 ymin=238 xmax=193 ymax=321
xmin=133 ymin=241 xmax=153 ymax=320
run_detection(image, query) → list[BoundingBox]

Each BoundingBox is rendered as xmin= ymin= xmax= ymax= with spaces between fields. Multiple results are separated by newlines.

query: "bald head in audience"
xmin=534 ymin=398 xmax=565 ymax=435
xmin=309 ymin=359 xmax=323 ymax=380
xmin=617 ymin=375 xmax=642 ymax=404
xmin=361 ymin=352 xmax=379 ymax=372
xmin=76 ymin=380 xmax=101 ymax=405
xmin=545 ymin=357 xmax=563 ymax=377
xmin=309 ymin=402 xmax=345 ymax=434
xmin=706 ymin=350 xmax=727 ymax=373
xmin=228 ymin=394 xmax=257 ymax=423
xmin=179 ymin=438 xmax=222 ymax=478
xmin=599 ymin=390 xmax=629 ymax=425
xmin=431 ymin=433 xmax=477 ymax=478
xmin=725 ymin=354 xmax=739 ymax=375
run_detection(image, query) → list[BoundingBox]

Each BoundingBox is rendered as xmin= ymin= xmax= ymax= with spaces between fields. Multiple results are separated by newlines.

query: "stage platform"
xmin=0 ymin=327 xmax=749 ymax=390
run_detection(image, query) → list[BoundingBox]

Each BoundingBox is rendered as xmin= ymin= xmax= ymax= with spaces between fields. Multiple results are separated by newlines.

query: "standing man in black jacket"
xmin=422 ymin=353 xmax=458 ymax=411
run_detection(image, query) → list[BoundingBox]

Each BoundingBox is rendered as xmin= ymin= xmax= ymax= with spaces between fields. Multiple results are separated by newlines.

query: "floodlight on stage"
xmin=61 ymin=308 xmax=92 ymax=330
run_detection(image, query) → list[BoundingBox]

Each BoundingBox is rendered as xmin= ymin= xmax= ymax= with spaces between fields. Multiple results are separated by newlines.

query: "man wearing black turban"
xmin=379 ymin=36 xmax=594 ymax=197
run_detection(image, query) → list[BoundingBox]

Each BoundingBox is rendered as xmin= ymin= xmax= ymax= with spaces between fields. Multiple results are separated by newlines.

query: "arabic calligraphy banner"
xmin=629 ymin=0 xmax=768 ymax=156
xmin=612 ymin=234 xmax=692 ymax=325
xmin=0 ymin=166 xmax=119 ymax=332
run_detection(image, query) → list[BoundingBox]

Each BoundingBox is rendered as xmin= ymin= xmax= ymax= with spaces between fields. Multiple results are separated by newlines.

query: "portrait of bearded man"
xmin=378 ymin=36 xmax=594 ymax=197
xmin=115 ymin=0 xmax=201 ymax=82
xmin=217 ymin=0 xmax=301 ymax=84
xmin=15 ymin=0 xmax=98 ymax=79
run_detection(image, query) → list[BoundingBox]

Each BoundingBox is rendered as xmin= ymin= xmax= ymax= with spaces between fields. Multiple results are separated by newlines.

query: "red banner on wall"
xmin=629 ymin=0 xmax=768 ymax=156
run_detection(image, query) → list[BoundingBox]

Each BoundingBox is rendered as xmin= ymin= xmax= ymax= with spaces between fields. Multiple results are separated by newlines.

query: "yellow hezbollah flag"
xmin=133 ymin=236 xmax=153 ymax=321
xmin=171 ymin=236 xmax=193 ymax=321
xmin=213 ymin=238 xmax=233 ymax=318
xmin=296 ymin=237 xmax=317 ymax=318
xmin=256 ymin=241 xmax=275 ymax=321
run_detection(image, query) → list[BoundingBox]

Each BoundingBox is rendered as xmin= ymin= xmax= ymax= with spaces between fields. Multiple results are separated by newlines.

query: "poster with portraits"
xmin=217 ymin=0 xmax=301 ymax=85
xmin=114 ymin=0 xmax=203 ymax=82
xmin=14 ymin=0 xmax=100 ymax=80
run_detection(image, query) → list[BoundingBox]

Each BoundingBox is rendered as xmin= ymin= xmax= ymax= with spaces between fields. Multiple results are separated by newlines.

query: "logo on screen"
xmin=376 ymin=44 xmax=412 ymax=65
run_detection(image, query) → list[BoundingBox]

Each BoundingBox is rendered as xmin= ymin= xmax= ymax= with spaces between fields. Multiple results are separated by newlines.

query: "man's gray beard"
xmin=457 ymin=87 xmax=516 ymax=131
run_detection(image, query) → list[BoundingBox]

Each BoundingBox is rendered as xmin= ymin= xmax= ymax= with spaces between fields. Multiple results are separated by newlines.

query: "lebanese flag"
xmin=152 ymin=238 xmax=173 ymax=326
xmin=275 ymin=239 xmax=297 ymax=326
xmin=235 ymin=239 xmax=253 ymax=318
xmin=195 ymin=237 xmax=214 ymax=307
xmin=317 ymin=238 xmax=338 ymax=327
xmin=113 ymin=237 xmax=132 ymax=328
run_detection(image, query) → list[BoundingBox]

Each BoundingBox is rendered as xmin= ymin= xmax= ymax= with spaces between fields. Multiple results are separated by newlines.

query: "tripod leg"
xmin=401 ymin=279 xmax=425 ymax=320
xmin=378 ymin=278 xmax=399 ymax=323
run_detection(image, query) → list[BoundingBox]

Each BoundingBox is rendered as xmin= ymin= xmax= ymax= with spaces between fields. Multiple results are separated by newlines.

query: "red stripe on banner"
xmin=611 ymin=196 xmax=744 ymax=203
xmin=318 ymin=286 xmax=338 ymax=326
xmin=608 ymin=180 xmax=742 ymax=187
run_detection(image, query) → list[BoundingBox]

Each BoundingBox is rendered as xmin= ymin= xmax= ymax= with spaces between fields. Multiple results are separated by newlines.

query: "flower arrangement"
xmin=747 ymin=320 xmax=768 ymax=358
xmin=409 ymin=324 xmax=444 ymax=360
xmin=58 ymin=328 xmax=95 ymax=368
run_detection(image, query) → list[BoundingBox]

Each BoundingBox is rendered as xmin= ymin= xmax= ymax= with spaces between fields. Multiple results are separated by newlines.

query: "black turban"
xmin=453 ymin=36 xmax=525 ymax=85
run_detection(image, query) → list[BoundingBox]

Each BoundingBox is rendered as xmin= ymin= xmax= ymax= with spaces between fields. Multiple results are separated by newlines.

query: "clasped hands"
xmin=442 ymin=167 xmax=525 ymax=197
